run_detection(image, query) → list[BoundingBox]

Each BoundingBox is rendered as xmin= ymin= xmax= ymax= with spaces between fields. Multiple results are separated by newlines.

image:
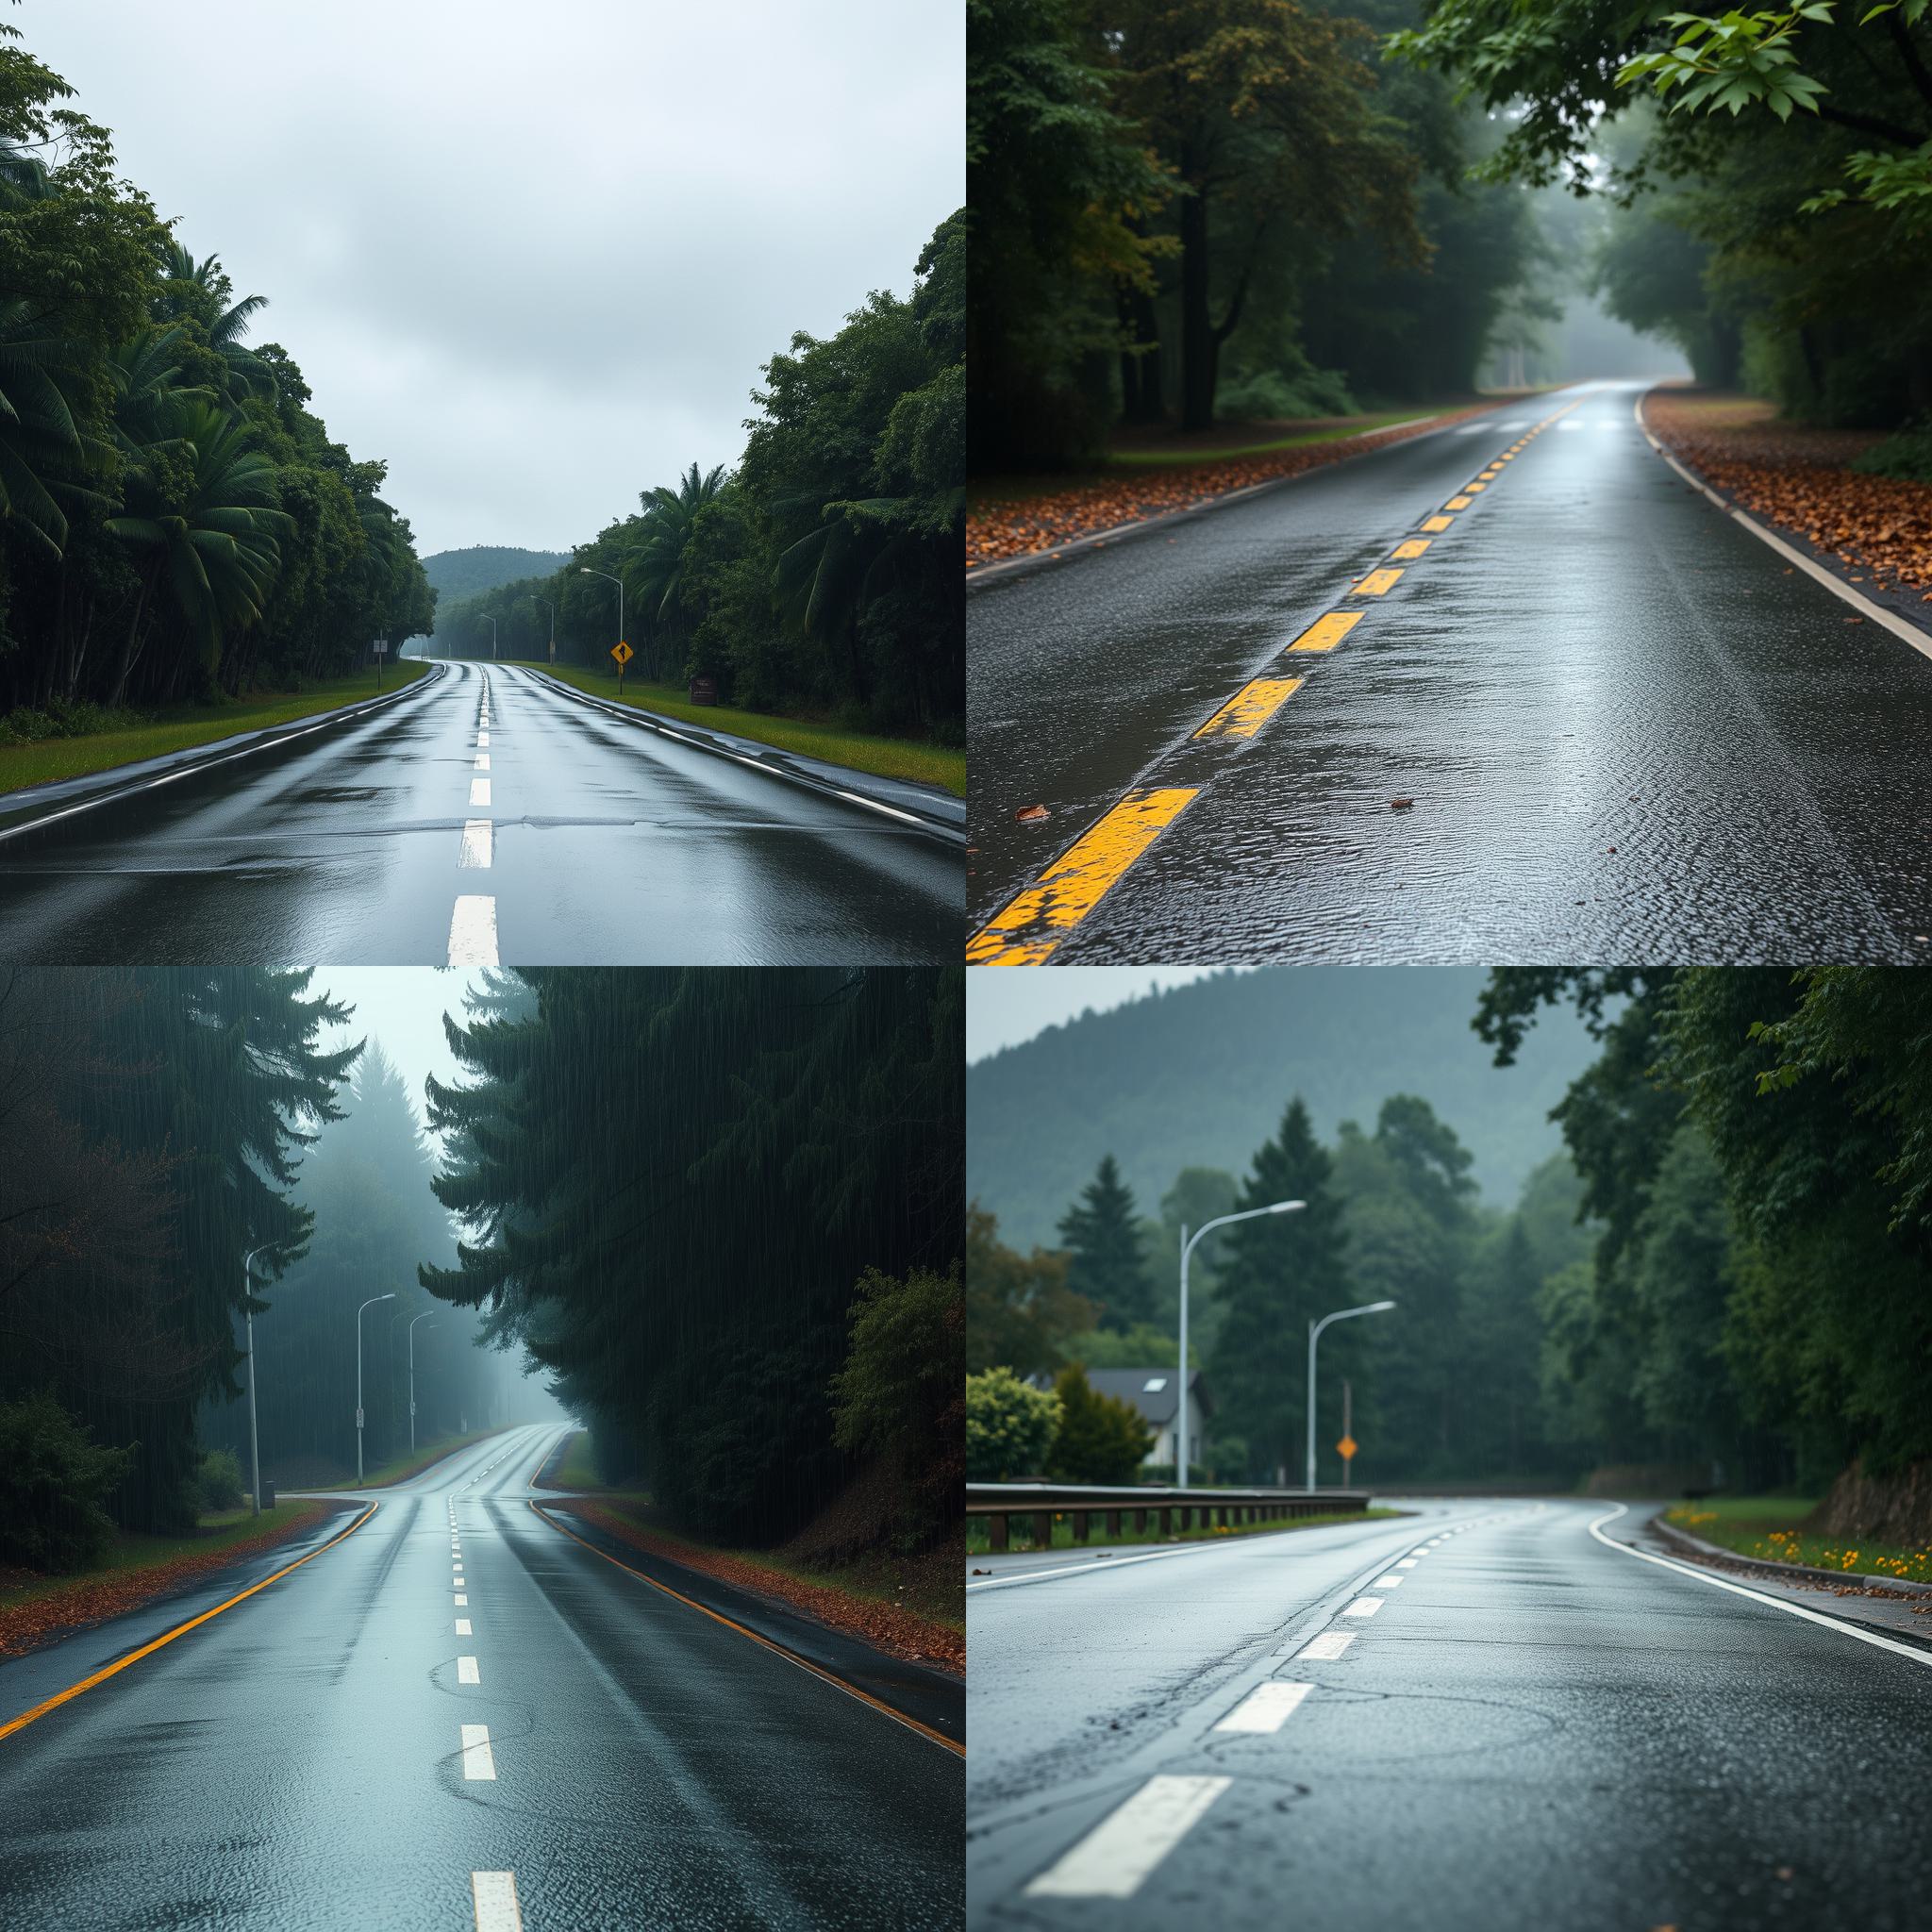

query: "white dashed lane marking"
xmin=1298 ymin=1631 xmax=1355 ymax=1660
xmin=1341 ymin=1597 xmax=1383 ymax=1618
xmin=472 ymin=1871 xmax=523 ymax=1932
xmin=1213 ymin=1680 xmax=1312 ymax=1734
xmin=458 ymin=1656 xmax=480 ymax=1685
xmin=456 ymin=1619 xmax=473 ymax=1636
xmin=460 ymin=1724 xmax=496 ymax=1780
xmin=448 ymin=894 xmax=498 ymax=968
xmin=1024 ymin=1775 xmax=1231 ymax=1899
xmin=469 ymin=777 xmax=491 ymax=808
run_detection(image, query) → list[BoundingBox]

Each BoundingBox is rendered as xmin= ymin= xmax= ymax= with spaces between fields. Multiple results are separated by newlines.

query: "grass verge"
xmin=354 ymin=1428 xmax=500 ymax=1491
xmin=541 ymin=1427 xmax=605 ymax=1492
xmin=558 ymin=1494 xmax=962 ymax=1669
xmin=0 ymin=661 xmax=431 ymax=797
xmin=508 ymin=662 xmax=965 ymax=798
xmin=1665 ymin=1497 xmax=1932 ymax=1585
xmin=0 ymin=1500 xmax=335 ymax=1658
xmin=967 ymin=1505 xmax=1403 ymax=1557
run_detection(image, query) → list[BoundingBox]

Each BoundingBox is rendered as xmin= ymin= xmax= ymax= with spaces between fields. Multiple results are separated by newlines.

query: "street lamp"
xmin=408 ymin=1312 xmax=437 ymax=1455
xmin=242 ymin=1243 xmax=276 ymax=1516
xmin=476 ymin=612 xmax=497 ymax=661
xmin=533 ymin=595 xmax=557 ymax=666
xmin=1307 ymin=1300 xmax=1396 ymax=1491
xmin=578 ymin=567 xmax=625 ymax=687
xmin=357 ymin=1292 xmax=396 ymax=1483
xmin=1175 ymin=1200 xmax=1305 ymax=1482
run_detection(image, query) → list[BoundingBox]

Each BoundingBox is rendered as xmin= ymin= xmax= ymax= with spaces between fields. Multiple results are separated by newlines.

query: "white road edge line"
xmin=1635 ymin=388 xmax=1932 ymax=665
xmin=460 ymin=1724 xmax=496 ymax=1780
xmin=1214 ymin=1679 xmax=1313 ymax=1734
xmin=471 ymin=1871 xmax=522 ymax=1932
xmin=1588 ymin=1503 xmax=1932 ymax=1669
xmin=1023 ymin=1774 xmax=1231 ymax=1899
xmin=448 ymin=894 xmax=499 ymax=968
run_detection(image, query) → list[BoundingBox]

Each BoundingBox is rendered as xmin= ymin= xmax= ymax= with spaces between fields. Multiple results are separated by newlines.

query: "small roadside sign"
xmin=610 ymin=641 xmax=633 ymax=667
xmin=356 ymin=1407 xmax=364 ymax=1429
xmin=1336 ymin=1434 xmax=1357 ymax=1462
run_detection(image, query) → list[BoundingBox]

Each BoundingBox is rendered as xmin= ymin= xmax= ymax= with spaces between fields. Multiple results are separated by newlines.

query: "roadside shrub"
xmin=966 ymin=1366 xmax=1061 ymax=1480
xmin=1215 ymin=346 xmax=1356 ymax=425
xmin=1850 ymin=420 xmax=1932 ymax=484
xmin=195 ymin=1447 xmax=245 ymax=1514
xmin=0 ymin=699 xmax=149 ymax=745
xmin=0 ymin=1392 xmax=134 ymax=1574
xmin=1046 ymin=1364 xmax=1152 ymax=1484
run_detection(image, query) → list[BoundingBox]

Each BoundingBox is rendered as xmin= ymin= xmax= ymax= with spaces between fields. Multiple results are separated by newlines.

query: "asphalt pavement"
xmin=965 ymin=1497 xmax=1932 ymax=1930
xmin=0 ymin=663 xmax=961 ymax=963
xmin=0 ymin=1424 xmax=962 ymax=1930
xmin=967 ymin=381 xmax=1932 ymax=963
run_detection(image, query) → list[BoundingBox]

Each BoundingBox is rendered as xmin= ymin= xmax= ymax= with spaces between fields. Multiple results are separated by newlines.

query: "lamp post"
xmin=578 ymin=567 xmax=625 ymax=689
xmin=534 ymin=595 xmax=557 ymax=665
xmin=357 ymin=1292 xmax=395 ymax=1483
xmin=477 ymin=613 xmax=497 ymax=661
xmin=242 ymin=1243 xmax=275 ymax=1515
xmin=1175 ymin=1200 xmax=1305 ymax=1482
xmin=408 ymin=1313 xmax=437 ymax=1455
xmin=1306 ymin=1300 xmax=1396 ymax=1491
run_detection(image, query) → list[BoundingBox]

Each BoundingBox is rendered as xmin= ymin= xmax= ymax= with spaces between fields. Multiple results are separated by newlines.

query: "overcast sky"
xmin=312 ymin=967 xmax=484 ymax=1142
xmin=22 ymin=0 xmax=961 ymax=558
xmin=968 ymin=969 xmax=1257 ymax=1063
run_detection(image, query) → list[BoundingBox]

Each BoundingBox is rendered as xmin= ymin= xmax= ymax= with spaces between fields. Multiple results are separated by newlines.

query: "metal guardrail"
xmin=966 ymin=1482 xmax=1371 ymax=1552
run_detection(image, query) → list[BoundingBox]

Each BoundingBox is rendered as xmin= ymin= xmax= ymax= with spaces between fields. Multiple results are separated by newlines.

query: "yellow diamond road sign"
xmin=1336 ymin=1434 xmax=1357 ymax=1462
xmin=611 ymin=641 xmax=633 ymax=666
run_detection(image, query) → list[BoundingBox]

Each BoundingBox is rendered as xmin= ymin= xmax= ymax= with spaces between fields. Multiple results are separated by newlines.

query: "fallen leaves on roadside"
xmin=562 ymin=1500 xmax=964 ymax=1674
xmin=1645 ymin=391 xmax=1932 ymax=599
xmin=0 ymin=1503 xmax=334 ymax=1659
xmin=1015 ymin=804 xmax=1049 ymax=822
xmin=969 ymin=408 xmax=1492 ymax=569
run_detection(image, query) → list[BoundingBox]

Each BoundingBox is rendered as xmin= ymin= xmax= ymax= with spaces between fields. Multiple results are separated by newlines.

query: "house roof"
xmin=1080 ymin=1367 xmax=1212 ymax=1427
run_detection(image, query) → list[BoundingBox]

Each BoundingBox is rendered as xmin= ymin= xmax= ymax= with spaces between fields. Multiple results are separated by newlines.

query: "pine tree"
xmin=1208 ymin=1099 xmax=1352 ymax=1482
xmin=1057 ymin=1154 xmax=1152 ymax=1333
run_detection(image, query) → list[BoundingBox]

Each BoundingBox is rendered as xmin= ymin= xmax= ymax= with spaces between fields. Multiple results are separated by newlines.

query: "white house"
xmin=1081 ymin=1368 xmax=1213 ymax=1473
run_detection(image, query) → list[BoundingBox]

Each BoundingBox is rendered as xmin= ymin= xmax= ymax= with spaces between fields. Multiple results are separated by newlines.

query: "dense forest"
xmin=435 ymin=215 xmax=964 ymax=741
xmin=0 ymin=20 xmax=434 ymax=733
xmin=968 ymin=0 xmax=1550 ymax=466
xmin=1396 ymin=1 xmax=1932 ymax=426
xmin=419 ymin=968 xmax=964 ymax=1551
xmin=969 ymin=968 xmax=1932 ymax=1500
xmin=966 ymin=967 xmax=1598 ymax=1247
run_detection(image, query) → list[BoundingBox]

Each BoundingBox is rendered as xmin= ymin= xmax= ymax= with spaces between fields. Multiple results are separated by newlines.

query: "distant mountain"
xmin=968 ymin=968 xmax=1602 ymax=1246
xmin=422 ymin=546 xmax=570 ymax=603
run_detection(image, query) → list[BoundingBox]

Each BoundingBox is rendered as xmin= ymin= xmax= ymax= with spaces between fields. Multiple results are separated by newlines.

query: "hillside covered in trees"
xmin=438 ymin=215 xmax=964 ymax=742
xmin=420 ymin=546 xmax=570 ymax=608
xmin=968 ymin=968 xmax=1599 ymax=1247
xmin=0 ymin=20 xmax=433 ymax=730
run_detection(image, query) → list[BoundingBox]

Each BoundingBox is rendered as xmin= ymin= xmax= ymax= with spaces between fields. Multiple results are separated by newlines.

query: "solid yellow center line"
xmin=966 ymin=787 xmax=1200 ymax=965
xmin=1390 ymin=539 xmax=1430 ymax=560
xmin=1288 ymin=610 xmax=1363 ymax=654
xmin=1193 ymin=676 xmax=1304 ymax=741
xmin=1351 ymin=567 xmax=1404 ymax=596
xmin=1421 ymin=514 xmax=1453 ymax=533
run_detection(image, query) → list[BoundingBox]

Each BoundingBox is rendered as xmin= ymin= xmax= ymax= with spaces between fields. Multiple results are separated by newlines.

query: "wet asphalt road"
xmin=0 ymin=1424 xmax=961 ymax=1930
xmin=0 ymin=663 xmax=960 ymax=964
xmin=967 ymin=380 xmax=1932 ymax=963
xmin=965 ymin=1498 xmax=1932 ymax=1930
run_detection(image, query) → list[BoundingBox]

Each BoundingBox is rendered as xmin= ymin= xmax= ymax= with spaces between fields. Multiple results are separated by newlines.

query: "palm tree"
xmin=629 ymin=461 xmax=727 ymax=672
xmin=104 ymin=398 xmax=291 ymax=704
xmin=153 ymin=242 xmax=275 ymax=401
xmin=0 ymin=297 xmax=103 ymax=558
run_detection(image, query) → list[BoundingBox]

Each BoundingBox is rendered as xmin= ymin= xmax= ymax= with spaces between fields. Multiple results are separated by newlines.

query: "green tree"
xmin=1057 ymin=1153 xmax=1153 ymax=1331
xmin=966 ymin=1366 xmax=1062 ymax=1480
xmin=1208 ymin=1097 xmax=1351 ymax=1481
xmin=1047 ymin=1363 xmax=1153 ymax=1481
xmin=966 ymin=1202 xmax=1096 ymax=1376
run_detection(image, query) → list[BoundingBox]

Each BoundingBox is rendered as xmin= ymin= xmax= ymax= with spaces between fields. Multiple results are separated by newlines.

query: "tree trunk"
xmin=1179 ymin=192 xmax=1215 ymax=432
xmin=107 ymin=559 xmax=161 ymax=709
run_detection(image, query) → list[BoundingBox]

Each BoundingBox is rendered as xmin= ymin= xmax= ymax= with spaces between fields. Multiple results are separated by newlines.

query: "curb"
xmin=1633 ymin=387 xmax=1932 ymax=665
xmin=964 ymin=399 xmax=1524 ymax=591
xmin=0 ymin=661 xmax=447 ymax=843
xmin=512 ymin=666 xmax=966 ymax=848
xmin=1652 ymin=1513 xmax=1932 ymax=1596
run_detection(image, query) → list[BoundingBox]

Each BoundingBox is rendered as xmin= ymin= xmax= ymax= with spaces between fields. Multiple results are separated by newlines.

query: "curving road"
xmin=0 ymin=1424 xmax=962 ymax=1930
xmin=0 ymin=663 xmax=961 ymax=964
xmin=967 ymin=381 xmax=1932 ymax=964
xmin=966 ymin=1497 xmax=1932 ymax=1930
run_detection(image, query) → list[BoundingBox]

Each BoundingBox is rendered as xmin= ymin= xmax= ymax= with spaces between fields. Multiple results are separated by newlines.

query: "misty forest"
xmin=0 ymin=24 xmax=434 ymax=735
xmin=969 ymin=968 xmax=1932 ymax=1519
xmin=0 ymin=966 xmax=962 ymax=1591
